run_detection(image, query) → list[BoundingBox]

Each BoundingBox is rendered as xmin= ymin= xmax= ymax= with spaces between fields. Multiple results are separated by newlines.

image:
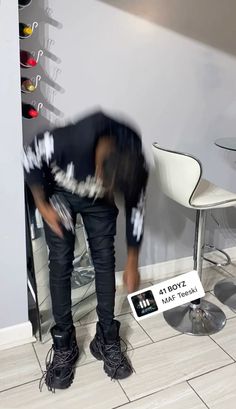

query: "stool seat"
xmin=191 ymin=179 xmax=236 ymax=209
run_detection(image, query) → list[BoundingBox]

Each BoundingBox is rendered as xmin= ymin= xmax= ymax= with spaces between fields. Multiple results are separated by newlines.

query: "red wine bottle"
xmin=21 ymin=77 xmax=36 ymax=93
xmin=22 ymin=103 xmax=39 ymax=119
xmin=20 ymin=50 xmax=37 ymax=68
xmin=19 ymin=0 xmax=32 ymax=8
xmin=19 ymin=23 xmax=33 ymax=38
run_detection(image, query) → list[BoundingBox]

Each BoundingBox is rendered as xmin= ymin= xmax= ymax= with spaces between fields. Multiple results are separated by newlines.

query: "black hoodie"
xmin=23 ymin=111 xmax=148 ymax=246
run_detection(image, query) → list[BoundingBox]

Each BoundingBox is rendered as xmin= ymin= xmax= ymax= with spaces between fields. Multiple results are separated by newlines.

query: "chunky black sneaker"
xmin=90 ymin=320 xmax=133 ymax=380
xmin=39 ymin=325 xmax=79 ymax=392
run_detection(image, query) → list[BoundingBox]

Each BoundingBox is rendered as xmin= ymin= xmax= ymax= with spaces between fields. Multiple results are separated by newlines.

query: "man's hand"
xmin=39 ymin=203 xmax=63 ymax=238
xmin=30 ymin=185 xmax=63 ymax=238
xmin=123 ymin=247 xmax=140 ymax=293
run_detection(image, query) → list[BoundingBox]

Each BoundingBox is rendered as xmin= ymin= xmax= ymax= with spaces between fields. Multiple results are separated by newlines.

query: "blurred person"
xmin=23 ymin=110 xmax=148 ymax=391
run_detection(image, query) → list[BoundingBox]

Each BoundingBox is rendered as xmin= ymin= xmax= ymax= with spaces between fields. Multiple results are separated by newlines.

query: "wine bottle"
xmin=19 ymin=23 xmax=33 ymax=38
xmin=18 ymin=0 xmax=32 ymax=9
xmin=20 ymin=50 xmax=37 ymax=68
xmin=21 ymin=75 xmax=41 ymax=93
xmin=22 ymin=103 xmax=39 ymax=119
xmin=21 ymin=77 xmax=36 ymax=93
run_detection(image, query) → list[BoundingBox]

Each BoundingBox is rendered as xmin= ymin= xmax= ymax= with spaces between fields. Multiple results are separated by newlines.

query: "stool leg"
xmin=191 ymin=210 xmax=206 ymax=306
xmin=191 ymin=210 xmax=206 ymax=308
xmin=203 ymin=211 xmax=231 ymax=267
xmin=195 ymin=209 xmax=206 ymax=279
xmin=163 ymin=209 xmax=226 ymax=335
xmin=193 ymin=209 xmax=200 ymax=271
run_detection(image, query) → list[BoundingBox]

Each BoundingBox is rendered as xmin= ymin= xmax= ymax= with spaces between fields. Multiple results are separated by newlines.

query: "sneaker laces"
xmin=39 ymin=345 xmax=77 ymax=393
xmin=98 ymin=338 xmax=133 ymax=380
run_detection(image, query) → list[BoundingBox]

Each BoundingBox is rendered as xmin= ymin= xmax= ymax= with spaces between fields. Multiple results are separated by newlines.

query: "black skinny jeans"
xmin=43 ymin=190 xmax=118 ymax=331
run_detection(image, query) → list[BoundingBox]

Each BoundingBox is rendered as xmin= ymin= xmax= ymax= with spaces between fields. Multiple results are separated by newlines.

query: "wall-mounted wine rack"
xmin=19 ymin=0 xmax=43 ymax=120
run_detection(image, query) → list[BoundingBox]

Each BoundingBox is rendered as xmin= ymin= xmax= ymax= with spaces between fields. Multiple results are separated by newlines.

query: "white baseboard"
xmin=115 ymin=246 xmax=236 ymax=286
xmin=0 ymin=321 xmax=35 ymax=351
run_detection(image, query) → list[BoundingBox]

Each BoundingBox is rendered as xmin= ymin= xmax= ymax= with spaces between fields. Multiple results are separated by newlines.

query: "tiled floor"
xmin=1 ymin=264 xmax=236 ymax=408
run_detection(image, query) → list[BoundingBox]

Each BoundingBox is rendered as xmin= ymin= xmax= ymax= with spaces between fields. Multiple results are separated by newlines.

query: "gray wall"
xmin=99 ymin=0 xmax=236 ymax=58
xmin=22 ymin=0 xmax=236 ymax=271
xmin=0 ymin=0 xmax=28 ymax=329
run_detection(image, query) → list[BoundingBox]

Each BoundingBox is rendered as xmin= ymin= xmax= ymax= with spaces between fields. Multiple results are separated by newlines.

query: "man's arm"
xmin=123 ymin=248 xmax=140 ymax=294
xmin=93 ymin=110 xmax=148 ymax=292
xmin=124 ymin=183 xmax=147 ymax=293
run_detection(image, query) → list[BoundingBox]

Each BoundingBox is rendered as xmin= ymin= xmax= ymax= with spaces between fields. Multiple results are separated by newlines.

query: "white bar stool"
xmin=152 ymin=143 xmax=236 ymax=335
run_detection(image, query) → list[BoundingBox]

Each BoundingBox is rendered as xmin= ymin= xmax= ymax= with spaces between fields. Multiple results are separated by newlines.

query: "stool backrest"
xmin=152 ymin=143 xmax=202 ymax=208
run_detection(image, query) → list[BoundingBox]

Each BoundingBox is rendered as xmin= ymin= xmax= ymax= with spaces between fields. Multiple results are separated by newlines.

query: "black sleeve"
xmin=92 ymin=111 xmax=148 ymax=247
xmin=125 ymin=157 xmax=149 ymax=248
xmin=23 ymin=130 xmax=55 ymax=188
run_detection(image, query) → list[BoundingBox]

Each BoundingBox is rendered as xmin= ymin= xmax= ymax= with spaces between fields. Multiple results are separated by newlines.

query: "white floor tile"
xmin=221 ymin=260 xmax=236 ymax=277
xmin=201 ymin=266 xmax=232 ymax=292
xmin=0 ymin=361 xmax=128 ymax=409
xmin=75 ymin=323 xmax=97 ymax=366
xmin=210 ymin=316 xmax=236 ymax=359
xmin=206 ymin=291 xmax=236 ymax=319
xmin=189 ymin=362 xmax=236 ymax=409
xmin=119 ymin=333 xmax=232 ymax=401
xmin=117 ymin=382 xmax=206 ymax=408
xmin=118 ymin=314 xmax=153 ymax=349
xmin=138 ymin=312 xmax=180 ymax=342
xmin=0 ymin=344 xmax=41 ymax=392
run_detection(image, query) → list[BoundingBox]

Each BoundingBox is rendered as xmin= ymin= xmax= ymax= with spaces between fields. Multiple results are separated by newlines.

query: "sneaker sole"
xmin=90 ymin=342 xmax=132 ymax=380
xmin=51 ymin=373 xmax=74 ymax=390
xmin=103 ymin=364 xmax=133 ymax=380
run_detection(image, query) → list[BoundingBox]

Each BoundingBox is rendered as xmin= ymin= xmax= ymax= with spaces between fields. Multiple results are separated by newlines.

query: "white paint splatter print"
xmin=23 ymin=131 xmax=54 ymax=172
xmin=131 ymin=190 xmax=145 ymax=241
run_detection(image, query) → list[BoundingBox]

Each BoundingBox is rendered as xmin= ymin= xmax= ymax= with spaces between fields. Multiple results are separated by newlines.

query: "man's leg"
xmin=41 ymin=197 xmax=79 ymax=391
xmin=44 ymin=220 xmax=75 ymax=330
xmin=81 ymin=204 xmax=117 ymax=329
xmin=81 ymin=199 xmax=133 ymax=379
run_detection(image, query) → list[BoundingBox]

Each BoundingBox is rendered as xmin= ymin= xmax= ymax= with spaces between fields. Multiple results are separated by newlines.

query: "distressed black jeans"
xmin=44 ymin=190 xmax=118 ymax=331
